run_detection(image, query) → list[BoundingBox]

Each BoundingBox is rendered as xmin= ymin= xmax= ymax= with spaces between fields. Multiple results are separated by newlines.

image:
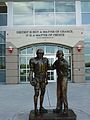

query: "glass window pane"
xmin=0 ymin=31 xmax=6 ymax=36
xmin=34 ymin=2 xmax=54 ymax=12
xmin=20 ymin=48 xmax=26 ymax=54
xmin=58 ymin=47 xmax=63 ymax=51
xmin=35 ymin=45 xmax=44 ymax=51
xmin=82 ymin=13 xmax=90 ymax=24
xmin=86 ymin=76 xmax=90 ymax=80
xmin=85 ymin=68 xmax=90 ymax=74
xmin=0 ymin=70 xmax=6 ymax=82
xmin=27 ymin=47 xmax=33 ymax=54
xmin=13 ymin=2 xmax=33 ymax=14
xmin=0 ymin=57 xmax=5 ymax=69
xmin=64 ymin=56 xmax=69 ymax=64
xmin=0 ymin=2 xmax=7 ymax=13
xmin=85 ymin=56 xmax=90 ymax=63
xmin=13 ymin=14 xmax=33 ymax=25
xmin=55 ymin=2 xmax=75 ymax=12
xmin=85 ymin=62 xmax=90 ymax=67
xmin=0 ymin=13 xmax=7 ymax=26
xmin=64 ymin=48 xmax=69 ymax=53
xmin=47 ymin=71 xmax=54 ymax=80
xmin=0 ymin=32 xmax=5 ymax=43
xmin=20 ymin=57 xmax=26 ymax=69
xmin=46 ymin=45 xmax=55 ymax=53
xmin=84 ymin=47 xmax=90 ymax=54
xmin=56 ymin=13 xmax=75 ymax=25
xmin=48 ymin=58 xmax=54 ymax=65
xmin=20 ymin=69 xmax=26 ymax=75
xmin=85 ymin=42 xmax=90 ymax=47
xmin=81 ymin=2 xmax=90 ymax=12
xmin=27 ymin=57 xmax=32 ymax=68
xmin=35 ymin=12 xmax=54 ymax=25
xmin=20 ymin=76 xmax=26 ymax=82
xmin=0 ymin=44 xmax=5 ymax=56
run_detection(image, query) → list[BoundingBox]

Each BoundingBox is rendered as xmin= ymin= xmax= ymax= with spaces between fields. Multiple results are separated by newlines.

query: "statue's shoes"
xmin=39 ymin=107 xmax=48 ymax=113
xmin=63 ymin=109 xmax=68 ymax=115
xmin=53 ymin=108 xmax=62 ymax=113
xmin=34 ymin=109 xmax=38 ymax=115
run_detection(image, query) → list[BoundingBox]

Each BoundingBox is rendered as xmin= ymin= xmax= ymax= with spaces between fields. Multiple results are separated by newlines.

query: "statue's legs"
xmin=39 ymin=82 xmax=47 ymax=113
xmin=54 ymin=77 xmax=68 ymax=113
xmin=57 ymin=80 xmax=63 ymax=111
xmin=34 ymin=84 xmax=39 ymax=114
xmin=53 ymin=78 xmax=62 ymax=113
xmin=34 ymin=95 xmax=38 ymax=114
xmin=62 ymin=77 xmax=68 ymax=113
xmin=40 ymin=95 xmax=44 ymax=108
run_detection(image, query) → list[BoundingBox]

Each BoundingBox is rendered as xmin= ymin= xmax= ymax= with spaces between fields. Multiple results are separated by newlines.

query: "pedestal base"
xmin=29 ymin=109 xmax=76 ymax=120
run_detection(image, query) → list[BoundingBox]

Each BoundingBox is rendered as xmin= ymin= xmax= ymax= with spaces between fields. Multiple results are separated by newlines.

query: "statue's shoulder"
xmin=43 ymin=57 xmax=49 ymax=61
xmin=62 ymin=58 xmax=68 ymax=66
xmin=43 ymin=57 xmax=47 ymax=60
xmin=30 ymin=57 xmax=34 ymax=60
xmin=30 ymin=57 xmax=36 ymax=62
xmin=62 ymin=58 xmax=66 ymax=62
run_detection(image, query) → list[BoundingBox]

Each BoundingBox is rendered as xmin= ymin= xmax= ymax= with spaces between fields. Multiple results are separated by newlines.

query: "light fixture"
xmin=8 ymin=46 xmax=13 ymax=53
xmin=77 ymin=45 xmax=82 ymax=52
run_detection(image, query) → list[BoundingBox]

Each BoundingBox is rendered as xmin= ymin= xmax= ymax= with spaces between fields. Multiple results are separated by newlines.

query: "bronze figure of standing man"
xmin=52 ymin=50 xmax=68 ymax=114
xmin=29 ymin=49 xmax=50 ymax=114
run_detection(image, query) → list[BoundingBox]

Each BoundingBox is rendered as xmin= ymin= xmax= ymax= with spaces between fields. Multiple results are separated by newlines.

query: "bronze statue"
xmin=52 ymin=50 xmax=68 ymax=114
xmin=29 ymin=49 xmax=50 ymax=114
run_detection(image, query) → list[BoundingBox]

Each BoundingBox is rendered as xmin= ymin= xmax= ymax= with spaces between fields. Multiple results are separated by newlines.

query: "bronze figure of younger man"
xmin=52 ymin=50 xmax=68 ymax=114
xmin=29 ymin=49 xmax=50 ymax=114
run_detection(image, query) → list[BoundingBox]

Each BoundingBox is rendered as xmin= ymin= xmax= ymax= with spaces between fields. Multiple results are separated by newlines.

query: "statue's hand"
xmin=60 ymin=71 xmax=64 ymax=76
xmin=45 ymin=79 xmax=48 ymax=85
xmin=30 ymin=78 xmax=37 ymax=86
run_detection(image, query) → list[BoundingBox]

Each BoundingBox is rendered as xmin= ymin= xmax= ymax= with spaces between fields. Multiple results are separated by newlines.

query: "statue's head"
xmin=36 ymin=49 xmax=44 ymax=59
xmin=56 ymin=50 xmax=64 ymax=58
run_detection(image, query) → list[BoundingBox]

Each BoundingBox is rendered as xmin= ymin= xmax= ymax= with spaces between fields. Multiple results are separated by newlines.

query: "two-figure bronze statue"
xmin=29 ymin=49 xmax=68 ymax=115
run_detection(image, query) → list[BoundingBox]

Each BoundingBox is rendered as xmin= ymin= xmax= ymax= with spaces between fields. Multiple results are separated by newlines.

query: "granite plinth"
xmin=29 ymin=109 xmax=77 ymax=120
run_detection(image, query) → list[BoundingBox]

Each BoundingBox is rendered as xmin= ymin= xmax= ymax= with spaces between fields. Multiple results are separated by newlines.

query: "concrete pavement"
xmin=0 ymin=82 xmax=90 ymax=120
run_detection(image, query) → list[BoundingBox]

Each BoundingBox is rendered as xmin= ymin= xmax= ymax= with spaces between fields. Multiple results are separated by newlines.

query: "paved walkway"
xmin=0 ymin=82 xmax=90 ymax=120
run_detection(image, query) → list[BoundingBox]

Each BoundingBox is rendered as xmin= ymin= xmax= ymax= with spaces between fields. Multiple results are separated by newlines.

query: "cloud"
xmin=56 ymin=13 xmax=75 ymax=24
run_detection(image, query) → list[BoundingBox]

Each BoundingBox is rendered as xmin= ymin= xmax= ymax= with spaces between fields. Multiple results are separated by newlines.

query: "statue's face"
xmin=37 ymin=53 xmax=43 ymax=59
xmin=57 ymin=53 xmax=63 ymax=59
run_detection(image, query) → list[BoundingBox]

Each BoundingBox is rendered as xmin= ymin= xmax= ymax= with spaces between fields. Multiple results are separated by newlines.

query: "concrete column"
xmin=76 ymin=0 xmax=82 ymax=25
xmin=72 ymin=41 xmax=85 ymax=83
xmin=6 ymin=42 xmax=19 ymax=84
xmin=7 ymin=1 xmax=13 ymax=27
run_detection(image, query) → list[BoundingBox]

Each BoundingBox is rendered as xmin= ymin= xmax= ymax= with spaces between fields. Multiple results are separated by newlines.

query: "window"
xmin=0 ymin=2 xmax=7 ymax=26
xmin=56 ymin=13 xmax=75 ymax=25
xmin=81 ymin=2 xmax=90 ymax=24
xmin=13 ymin=1 xmax=76 ymax=26
xmin=19 ymin=44 xmax=72 ymax=83
xmin=84 ymin=29 xmax=90 ymax=81
xmin=13 ymin=2 xmax=33 ymax=25
xmin=0 ymin=31 xmax=6 ymax=83
xmin=55 ymin=2 xmax=76 ymax=25
xmin=34 ymin=2 xmax=54 ymax=25
xmin=55 ymin=2 xmax=75 ymax=12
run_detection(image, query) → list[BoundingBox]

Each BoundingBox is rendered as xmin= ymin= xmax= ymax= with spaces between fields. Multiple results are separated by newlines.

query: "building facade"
xmin=0 ymin=0 xmax=90 ymax=84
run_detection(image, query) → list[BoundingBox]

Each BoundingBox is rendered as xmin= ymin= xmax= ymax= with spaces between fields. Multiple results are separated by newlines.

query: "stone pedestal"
xmin=29 ymin=109 xmax=76 ymax=120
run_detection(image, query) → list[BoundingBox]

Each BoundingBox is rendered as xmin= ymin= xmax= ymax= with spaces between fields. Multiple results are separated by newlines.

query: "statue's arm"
xmin=29 ymin=59 xmax=34 ymax=81
xmin=51 ymin=61 xmax=56 ymax=70
xmin=47 ymin=59 xmax=51 ymax=70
